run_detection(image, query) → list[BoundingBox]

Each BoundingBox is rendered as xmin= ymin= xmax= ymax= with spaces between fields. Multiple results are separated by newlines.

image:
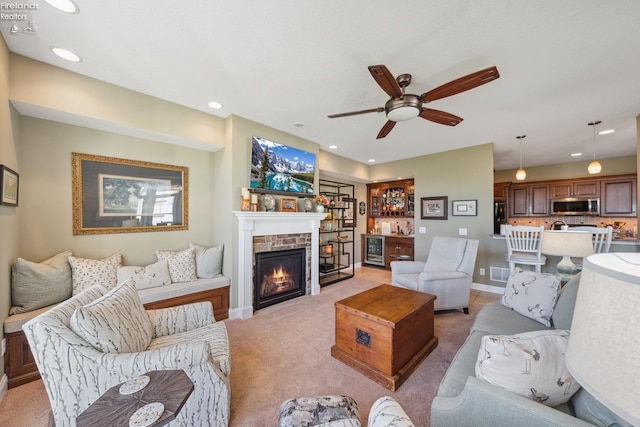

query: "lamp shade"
xmin=566 ymin=253 xmax=640 ymax=425
xmin=540 ymin=230 xmax=594 ymax=257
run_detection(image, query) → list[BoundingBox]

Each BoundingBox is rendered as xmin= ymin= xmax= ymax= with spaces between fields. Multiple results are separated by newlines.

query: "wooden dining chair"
xmin=505 ymin=225 xmax=547 ymax=273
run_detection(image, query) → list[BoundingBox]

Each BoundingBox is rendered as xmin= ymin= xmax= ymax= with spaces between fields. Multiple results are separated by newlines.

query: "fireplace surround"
xmin=254 ymin=248 xmax=306 ymax=310
xmin=232 ymin=211 xmax=327 ymax=319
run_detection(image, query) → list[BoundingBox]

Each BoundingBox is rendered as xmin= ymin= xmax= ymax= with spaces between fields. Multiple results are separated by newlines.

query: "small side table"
xmin=77 ymin=370 xmax=194 ymax=427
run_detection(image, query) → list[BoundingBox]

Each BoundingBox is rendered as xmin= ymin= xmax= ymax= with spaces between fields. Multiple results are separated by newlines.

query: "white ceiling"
xmin=3 ymin=1 xmax=640 ymax=171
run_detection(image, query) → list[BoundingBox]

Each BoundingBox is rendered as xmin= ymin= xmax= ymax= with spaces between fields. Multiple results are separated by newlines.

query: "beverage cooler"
xmin=364 ymin=235 xmax=385 ymax=266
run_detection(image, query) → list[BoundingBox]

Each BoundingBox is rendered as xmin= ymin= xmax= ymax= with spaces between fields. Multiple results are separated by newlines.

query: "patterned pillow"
xmin=70 ymin=279 xmax=153 ymax=353
xmin=155 ymin=248 xmax=197 ymax=283
xmin=476 ymin=329 xmax=581 ymax=406
xmin=10 ymin=250 xmax=73 ymax=314
xmin=189 ymin=242 xmax=223 ymax=279
xmin=500 ymin=268 xmax=561 ymax=326
xmin=68 ymin=253 xmax=122 ymax=295
xmin=116 ymin=260 xmax=172 ymax=290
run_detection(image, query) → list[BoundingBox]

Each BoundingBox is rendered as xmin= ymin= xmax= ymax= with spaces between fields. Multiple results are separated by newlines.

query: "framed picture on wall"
xmin=420 ymin=196 xmax=448 ymax=220
xmin=452 ymin=199 xmax=477 ymax=216
xmin=71 ymin=152 xmax=188 ymax=235
xmin=0 ymin=165 xmax=19 ymax=207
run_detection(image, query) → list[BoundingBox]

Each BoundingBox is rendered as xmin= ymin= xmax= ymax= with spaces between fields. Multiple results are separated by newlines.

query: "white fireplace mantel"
xmin=231 ymin=211 xmax=327 ymax=319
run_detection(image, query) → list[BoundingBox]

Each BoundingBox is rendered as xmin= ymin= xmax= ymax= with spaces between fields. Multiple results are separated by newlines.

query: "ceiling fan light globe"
xmin=387 ymin=106 xmax=420 ymax=122
xmin=515 ymin=168 xmax=527 ymax=181
xmin=385 ymin=95 xmax=422 ymax=122
xmin=588 ymin=160 xmax=602 ymax=174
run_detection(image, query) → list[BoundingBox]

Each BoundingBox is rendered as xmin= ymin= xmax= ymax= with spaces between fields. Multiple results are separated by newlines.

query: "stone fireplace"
xmin=232 ymin=211 xmax=327 ymax=319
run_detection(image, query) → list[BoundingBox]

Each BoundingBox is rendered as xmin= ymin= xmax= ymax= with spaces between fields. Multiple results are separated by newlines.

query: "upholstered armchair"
xmin=391 ymin=236 xmax=479 ymax=314
xmin=23 ymin=281 xmax=230 ymax=427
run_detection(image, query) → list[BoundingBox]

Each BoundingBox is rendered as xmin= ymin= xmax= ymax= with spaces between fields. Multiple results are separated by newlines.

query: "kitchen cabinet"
xmin=600 ymin=177 xmax=637 ymax=217
xmin=550 ymin=180 xmax=600 ymax=199
xmin=318 ymin=179 xmax=355 ymax=286
xmin=384 ymin=236 xmax=414 ymax=269
xmin=509 ymin=183 xmax=549 ymax=217
xmin=494 ymin=183 xmax=509 ymax=201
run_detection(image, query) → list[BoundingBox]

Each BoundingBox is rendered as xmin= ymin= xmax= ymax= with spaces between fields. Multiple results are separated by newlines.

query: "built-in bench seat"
xmin=3 ymin=276 xmax=230 ymax=388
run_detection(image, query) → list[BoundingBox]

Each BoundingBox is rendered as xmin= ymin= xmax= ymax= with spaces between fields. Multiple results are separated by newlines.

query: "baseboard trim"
xmin=0 ymin=373 xmax=8 ymax=405
xmin=471 ymin=282 xmax=504 ymax=294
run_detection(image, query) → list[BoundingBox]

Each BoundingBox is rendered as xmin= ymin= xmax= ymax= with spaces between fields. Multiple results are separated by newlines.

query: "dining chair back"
xmin=505 ymin=225 xmax=547 ymax=273
xmin=570 ymin=225 xmax=613 ymax=269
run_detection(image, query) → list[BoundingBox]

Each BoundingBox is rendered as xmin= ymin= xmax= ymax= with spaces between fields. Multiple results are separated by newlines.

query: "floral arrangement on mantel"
xmin=315 ymin=195 xmax=329 ymax=206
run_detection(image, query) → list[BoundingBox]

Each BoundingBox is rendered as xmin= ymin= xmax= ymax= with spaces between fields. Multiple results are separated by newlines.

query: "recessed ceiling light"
xmin=599 ymin=129 xmax=615 ymax=135
xmin=329 ymin=145 xmax=337 ymax=149
xmin=207 ymin=101 xmax=223 ymax=109
xmin=44 ymin=0 xmax=79 ymax=14
xmin=571 ymin=152 xmax=583 ymax=157
xmin=50 ymin=47 xmax=81 ymax=62
xmin=293 ymin=122 xmax=303 ymax=127
xmin=368 ymin=159 xmax=376 ymax=163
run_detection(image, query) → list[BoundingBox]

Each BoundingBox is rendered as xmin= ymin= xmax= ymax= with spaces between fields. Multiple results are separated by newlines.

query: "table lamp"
xmin=566 ymin=253 xmax=640 ymax=425
xmin=541 ymin=230 xmax=594 ymax=280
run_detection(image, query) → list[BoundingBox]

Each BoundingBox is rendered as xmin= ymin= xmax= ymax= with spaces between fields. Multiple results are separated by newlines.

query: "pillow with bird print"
xmin=501 ymin=267 xmax=562 ymax=327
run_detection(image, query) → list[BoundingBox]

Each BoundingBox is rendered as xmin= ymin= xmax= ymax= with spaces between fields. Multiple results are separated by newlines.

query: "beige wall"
xmin=0 ymin=37 xmax=19 ymax=381
xmin=17 ymin=117 xmax=219 ymax=266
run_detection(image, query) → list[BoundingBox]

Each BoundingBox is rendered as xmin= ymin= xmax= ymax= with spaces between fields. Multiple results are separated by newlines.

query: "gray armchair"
xmin=391 ymin=236 xmax=479 ymax=314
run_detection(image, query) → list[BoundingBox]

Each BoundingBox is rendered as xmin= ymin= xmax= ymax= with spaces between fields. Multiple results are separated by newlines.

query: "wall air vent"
xmin=490 ymin=267 xmax=510 ymax=283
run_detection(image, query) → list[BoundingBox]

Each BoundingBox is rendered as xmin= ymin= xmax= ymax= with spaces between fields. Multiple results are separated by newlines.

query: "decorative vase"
xmin=316 ymin=204 xmax=325 ymax=213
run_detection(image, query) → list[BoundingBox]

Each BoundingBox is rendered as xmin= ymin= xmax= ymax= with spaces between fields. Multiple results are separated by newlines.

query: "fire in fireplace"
xmin=254 ymin=248 xmax=306 ymax=310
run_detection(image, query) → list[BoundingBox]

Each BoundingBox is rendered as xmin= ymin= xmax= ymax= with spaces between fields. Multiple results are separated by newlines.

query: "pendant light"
xmin=587 ymin=121 xmax=602 ymax=174
xmin=515 ymin=135 xmax=527 ymax=181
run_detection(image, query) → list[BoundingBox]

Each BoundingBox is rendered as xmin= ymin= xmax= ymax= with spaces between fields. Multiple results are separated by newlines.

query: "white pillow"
xmin=10 ymin=250 xmax=73 ymax=314
xmin=500 ymin=268 xmax=561 ymax=326
xmin=68 ymin=253 xmax=122 ymax=295
xmin=476 ymin=329 xmax=580 ymax=407
xmin=155 ymin=247 xmax=197 ymax=283
xmin=117 ymin=260 xmax=172 ymax=290
xmin=189 ymin=242 xmax=223 ymax=279
xmin=70 ymin=279 xmax=153 ymax=353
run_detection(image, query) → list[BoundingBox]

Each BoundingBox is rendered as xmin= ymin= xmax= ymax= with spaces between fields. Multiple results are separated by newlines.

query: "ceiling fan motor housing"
xmin=385 ymin=94 xmax=422 ymax=121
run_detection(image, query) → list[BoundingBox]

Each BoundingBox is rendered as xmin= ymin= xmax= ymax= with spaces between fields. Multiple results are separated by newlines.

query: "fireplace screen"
xmin=254 ymin=248 xmax=306 ymax=310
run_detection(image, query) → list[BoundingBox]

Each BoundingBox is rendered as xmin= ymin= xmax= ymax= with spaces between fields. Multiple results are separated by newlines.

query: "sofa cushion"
xmin=476 ymin=329 xmax=580 ymax=407
xmin=117 ymin=260 xmax=172 ymax=290
xmin=551 ymin=272 xmax=580 ymax=330
xmin=70 ymin=279 xmax=153 ymax=353
xmin=501 ymin=268 xmax=561 ymax=327
xmin=155 ymin=248 xmax=198 ymax=283
xmin=68 ymin=253 xmax=122 ymax=295
xmin=189 ymin=242 xmax=223 ymax=279
xmin=438 ymin=330 xmax=490 ymax=398
xmin=10 ymin=250 xmax=73 ymax=315
xmin=471 ymin=301 xmax=553 ymax=335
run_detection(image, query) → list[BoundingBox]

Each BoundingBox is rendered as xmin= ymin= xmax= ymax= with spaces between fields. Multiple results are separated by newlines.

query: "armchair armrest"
xmin=390 ymin=260 xmax=425 ymax=275
xmin=368 ymin=396 xmax=415 ymax=427
xmin=431 ymin=376 xmax=594 ymax=427
xmin=419 ymin=271 xmax=469 ymax=282
xmin=147 ymin=301 xmax=216 ymax=338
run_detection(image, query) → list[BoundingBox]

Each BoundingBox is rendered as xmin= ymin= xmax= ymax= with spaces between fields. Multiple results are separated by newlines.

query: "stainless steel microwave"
xmin=551 ymin=198 xmax=600 ymax=216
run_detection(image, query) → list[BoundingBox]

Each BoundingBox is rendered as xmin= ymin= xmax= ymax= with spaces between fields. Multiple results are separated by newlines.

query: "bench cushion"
xmin=138 ymin=276 xmax=230 ymax=304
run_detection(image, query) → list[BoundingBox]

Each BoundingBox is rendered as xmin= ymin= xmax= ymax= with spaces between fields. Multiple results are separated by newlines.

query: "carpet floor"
xmin=0 ymin=266 xmax=499 ymax=426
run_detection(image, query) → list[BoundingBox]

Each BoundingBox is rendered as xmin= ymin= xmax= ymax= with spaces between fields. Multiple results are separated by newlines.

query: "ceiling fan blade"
xmin=327 ymin=107 xmax=384 ymax=118
xmin=419 ymin=108 xmax=463 ymax=126
xmin=376 ymin=120 xmax=396 ymax=139
xmin=368 ymin=65 xmax=403 ymax=98
xmin=421 ymin=66 xmax=500 ymax=102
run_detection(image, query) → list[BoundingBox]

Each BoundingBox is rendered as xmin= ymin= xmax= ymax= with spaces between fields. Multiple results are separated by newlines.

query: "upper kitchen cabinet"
xmin=600 ymin=176 xmax=637 ymax=217
xmin=494 ymin=183 xmax=510 ymax=201
xmin=549 ymin=179 xmax=600 ymax=199
xmin=509 ymin=183 xmax=549 ymax=217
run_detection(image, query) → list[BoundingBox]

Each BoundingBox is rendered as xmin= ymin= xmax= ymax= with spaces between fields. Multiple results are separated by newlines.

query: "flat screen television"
xmin=250 ymin=136 xmax=315 ymax=195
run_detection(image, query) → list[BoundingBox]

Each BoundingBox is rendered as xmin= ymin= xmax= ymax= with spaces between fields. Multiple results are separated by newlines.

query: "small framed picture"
xmin=279 ymin=197 xmax=298 ymax=212
xmin=0 ymin=165 xmax=19 ymax=207
xmin=421 ymin=196 xmax=448 ymax=220
xmin=452 ymin=200 xmax=477 ymax=216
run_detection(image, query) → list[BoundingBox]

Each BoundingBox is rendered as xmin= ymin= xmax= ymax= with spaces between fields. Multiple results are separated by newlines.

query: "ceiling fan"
xmin=327 ymin=65 xmax=500 ymax=139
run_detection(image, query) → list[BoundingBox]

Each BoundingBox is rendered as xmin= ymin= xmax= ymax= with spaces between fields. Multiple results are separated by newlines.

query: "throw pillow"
xmin=68 ymin=253 xmax=123 ymax=295
xmin=475 ymin=329 xmax=580 ymax=407
xmin=189 ymin=242 xmax=223 ymax=279
xmin=9 ymin=250 xmax=73 ymax=315
xmin=155 ymin=247 xmax=198 ymax=283
xmin=500 ymin=267 xmax=561 ymax=327
xmin=116 ymin=260 xmax=172 ymax=290
xmin=70 ymin=279 xmax=153 ymax=353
